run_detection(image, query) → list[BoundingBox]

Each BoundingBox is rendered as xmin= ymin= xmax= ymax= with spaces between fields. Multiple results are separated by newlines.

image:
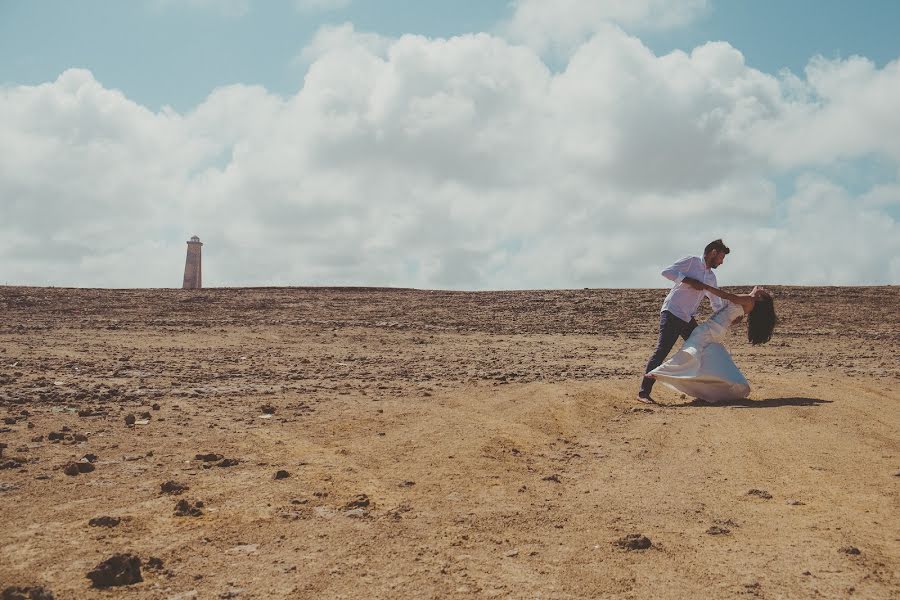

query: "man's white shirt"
xmin=660 ymin=256 xmax=724 ymax=322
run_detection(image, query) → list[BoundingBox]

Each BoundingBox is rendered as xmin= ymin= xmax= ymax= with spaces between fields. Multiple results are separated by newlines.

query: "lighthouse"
xmin=182 ymin=235 xmax=203 ymax=289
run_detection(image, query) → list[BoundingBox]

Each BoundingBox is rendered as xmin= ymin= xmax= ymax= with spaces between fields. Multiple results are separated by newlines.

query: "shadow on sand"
xmin=676 ymin=397 xmax=832 ymax=409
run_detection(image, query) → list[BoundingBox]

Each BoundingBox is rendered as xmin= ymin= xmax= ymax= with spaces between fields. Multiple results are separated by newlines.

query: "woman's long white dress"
xmin=649 ymin=301 xmax=750 ymax=403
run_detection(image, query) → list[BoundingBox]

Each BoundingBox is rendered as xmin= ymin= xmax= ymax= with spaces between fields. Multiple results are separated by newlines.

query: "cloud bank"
xmin=1 ymin=22 xmax=898 ymax=288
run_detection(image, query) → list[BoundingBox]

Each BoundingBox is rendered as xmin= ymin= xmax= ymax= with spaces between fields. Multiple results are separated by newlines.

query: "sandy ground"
xmin=0 ymin=285 xmax=897 ymax=599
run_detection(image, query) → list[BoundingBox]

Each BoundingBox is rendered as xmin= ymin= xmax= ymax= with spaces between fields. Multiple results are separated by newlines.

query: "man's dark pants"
xmin=640 ymin=310 xmax=698 ymax=396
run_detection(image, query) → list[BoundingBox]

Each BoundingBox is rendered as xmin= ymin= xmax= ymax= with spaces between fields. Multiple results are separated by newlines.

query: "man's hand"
xmin=682 ymin=277 xmax=705 ymax=290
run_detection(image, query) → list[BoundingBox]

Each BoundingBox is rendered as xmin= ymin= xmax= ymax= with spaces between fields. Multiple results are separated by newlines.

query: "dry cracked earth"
xmin=0 ymin=285 xmax=898 ymax=599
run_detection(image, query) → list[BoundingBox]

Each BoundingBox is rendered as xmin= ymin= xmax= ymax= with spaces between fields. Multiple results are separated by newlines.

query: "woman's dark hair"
xmin=747 ymin=298 xmax=776 ymax=345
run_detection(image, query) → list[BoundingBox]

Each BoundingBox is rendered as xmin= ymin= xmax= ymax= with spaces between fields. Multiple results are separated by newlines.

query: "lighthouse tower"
xmin=182 ymin=235 xmax=203 ymax=289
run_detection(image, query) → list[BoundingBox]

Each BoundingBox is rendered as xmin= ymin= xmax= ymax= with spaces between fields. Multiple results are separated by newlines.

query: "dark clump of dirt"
xmin=160 ymin=480 xmax=188 ymax=495
xmin=195 ymin=453 xmax=223 ymax=462
xmin=62 ymin=462 xmax=95 ymax=476
xmin=274 ymin=470 xmax=290 ymax=480
xmin=839 ymin=546 xmax=861 ymax=555
xmin=0 ymin=458 xmax=25 ymax=470
xmin=174 ymin=499 xmax=204 ymax=517
xmin=344 ymin=494 xmax=371 ymax=509
xmin=2 ymin=586 xmax=55 ymax=600
xmin=86 ymin=554 xmax=143 ymax=588
xmin=747 ymin=489 xmax=772 ymax=499
xmin=88 ymin=516 xmax=121 ymax=528
xmin=615 ymin=534 xmax=652 ymax=551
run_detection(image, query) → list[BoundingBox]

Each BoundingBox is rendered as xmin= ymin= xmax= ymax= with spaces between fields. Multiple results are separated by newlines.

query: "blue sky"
xmin=3 ymin=1 xmax=900 ymax=111
xmin=1 ymin=0 xmax=899 ymax=288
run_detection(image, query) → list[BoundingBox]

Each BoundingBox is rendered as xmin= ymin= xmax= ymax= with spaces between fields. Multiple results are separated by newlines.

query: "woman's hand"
xmin=751 ymin=286 xmax=772 ymax=300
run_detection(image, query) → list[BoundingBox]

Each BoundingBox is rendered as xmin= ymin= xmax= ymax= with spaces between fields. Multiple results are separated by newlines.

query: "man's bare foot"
xmin=636 ymin=392 xmax=656 ymax=404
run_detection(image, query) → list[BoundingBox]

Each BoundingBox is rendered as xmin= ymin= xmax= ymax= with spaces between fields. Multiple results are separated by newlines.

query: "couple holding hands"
xmin=638 ymin=239 xmax=777 ymax=405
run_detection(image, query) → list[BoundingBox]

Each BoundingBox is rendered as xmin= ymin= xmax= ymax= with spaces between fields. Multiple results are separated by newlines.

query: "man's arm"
xmin=706 ymin=288 xmax=725 ymax=311
xmin=660 ymin=256 xmax=695 ymax=283
xmin=682 ymin=279 xmax=754 ymax=313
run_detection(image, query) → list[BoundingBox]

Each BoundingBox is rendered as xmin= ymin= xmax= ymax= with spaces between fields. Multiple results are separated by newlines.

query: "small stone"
xmin=398 ymin=480 xmax=415 ymax=487
xmin=47 ymin=432 xmax=64 ymax=441
xmin=706 ymin=525 xmax=730 ymax=535
xmin=839 ymin=546 xmax=861 ymax=555
xmin=86 ymin=554 xmax=142 ymax=588
xmin=273 ymin=470 xmax=290 ymax=480
xmin=260 ymin=405 xmax=276 ymax=415
xmin=30 ymin=435 xmax=43 ymax=443
xmin=62 ymin=463 xmax=80 ymax=476
xmin=786 ymin=499 xmax=805 ymax=506
xmin=504 ymin=549 xmax=519 ymax=557
xmin=145 ymin=557 xmax=164 ymax=571
xmin=747 ymin=489 xmax=772 ymax=499
xmin=73 ymin=433 xmax=88 ymax=442
xmin=81 ymin=453 xmax=98 ymax=463
xmin=151 ymin=403 xmax=161 ymax=411
xmin=542 ymin=474 xmax=561 ymax=483
xmin=615 ymin=534 xmax=652 ymax=551
xmin=217 ymin=458 xmax=239 ymax=468
xmin=88 ymin=516 xmax=121 ymax=528
xmin=124 ymin=414 xmax=136 ymax=426
xmin=344 ymin=508 xmax=366 ymax=518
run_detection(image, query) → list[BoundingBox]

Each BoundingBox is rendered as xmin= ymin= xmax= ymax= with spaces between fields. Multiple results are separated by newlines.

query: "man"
xmin=637 ymin=239 xmax=730 ymax=404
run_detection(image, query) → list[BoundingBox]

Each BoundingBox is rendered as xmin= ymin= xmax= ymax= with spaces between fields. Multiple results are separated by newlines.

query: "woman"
xmin=647 ymin=282 xmax=776 ymax=403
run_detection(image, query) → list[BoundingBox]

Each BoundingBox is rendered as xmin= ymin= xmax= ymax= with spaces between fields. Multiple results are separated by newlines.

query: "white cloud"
xmin=297 ymin=23 xmax=391 ymax=65
xmin=502 ymin=0 xmax=710 ymax=54
xmin=1 ymin=25 xmax=899 ymax=289
xmin=746 ymin=56 xmax=900 ymax=168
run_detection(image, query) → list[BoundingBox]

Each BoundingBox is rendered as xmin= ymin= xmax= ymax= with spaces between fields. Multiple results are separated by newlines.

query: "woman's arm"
xmin=682 ymin=278 xmax=755 ymax=313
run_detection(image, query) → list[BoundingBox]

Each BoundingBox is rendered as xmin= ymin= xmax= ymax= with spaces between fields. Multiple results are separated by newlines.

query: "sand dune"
xmin=0 ymin=286 xmax=897 ymax=599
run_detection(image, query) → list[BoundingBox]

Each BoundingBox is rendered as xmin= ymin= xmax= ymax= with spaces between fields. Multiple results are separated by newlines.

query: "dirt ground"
xmin=1 ymin=285 xmax=898 ymax=599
